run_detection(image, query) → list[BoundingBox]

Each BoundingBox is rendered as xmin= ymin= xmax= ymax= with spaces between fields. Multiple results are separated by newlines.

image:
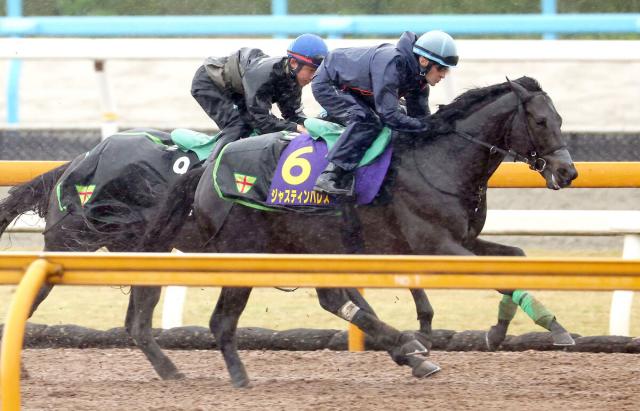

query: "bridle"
xmin=411 ymin=84 xmax=566 ymax=202
xmin=452 ymin=89 xmax=565 ymax=173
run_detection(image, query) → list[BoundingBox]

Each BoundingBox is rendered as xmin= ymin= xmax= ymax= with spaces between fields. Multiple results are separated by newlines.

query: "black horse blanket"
xmin=53 ymin=128 xmax=206 ymax=230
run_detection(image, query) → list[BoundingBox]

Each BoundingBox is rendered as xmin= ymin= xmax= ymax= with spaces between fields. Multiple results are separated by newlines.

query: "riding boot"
xmin=313 ymin=162 xmax=355 ymax=196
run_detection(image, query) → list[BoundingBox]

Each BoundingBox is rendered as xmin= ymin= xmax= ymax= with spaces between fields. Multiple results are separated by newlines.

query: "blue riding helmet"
xmin=287 ymin=34 xmax=329 ymax=68
xmin=413 ymin=30 xmax=459 ymax=67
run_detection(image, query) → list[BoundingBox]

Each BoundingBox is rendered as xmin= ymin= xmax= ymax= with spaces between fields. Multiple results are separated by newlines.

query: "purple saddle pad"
xmin=267 ymin=133 xmax=392 ymax=207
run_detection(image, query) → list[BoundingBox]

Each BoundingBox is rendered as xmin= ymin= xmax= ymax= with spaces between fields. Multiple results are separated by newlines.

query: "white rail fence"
xmin=6 ymin=209 xmax=638 ymax=336
xmin=1 ymin=38 xmax=639 ymax=136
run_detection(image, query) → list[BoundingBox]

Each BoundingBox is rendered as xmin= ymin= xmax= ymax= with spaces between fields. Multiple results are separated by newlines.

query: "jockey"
xmin=191 ymin=33 xmax=328 ymax=154
xmin=312 ymin=30 xmax=458 ymax=196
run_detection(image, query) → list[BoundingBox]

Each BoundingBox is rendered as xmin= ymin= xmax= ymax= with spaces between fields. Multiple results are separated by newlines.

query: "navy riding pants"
xmin=311 ymin=68 xmax=383 ymax=171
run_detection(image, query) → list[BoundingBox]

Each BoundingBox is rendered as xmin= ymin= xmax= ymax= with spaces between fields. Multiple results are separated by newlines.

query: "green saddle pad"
xmin=304 ymin=118 xmax=391 ymax=167
xmin=170 ymin=128 xmax=219 ymax=161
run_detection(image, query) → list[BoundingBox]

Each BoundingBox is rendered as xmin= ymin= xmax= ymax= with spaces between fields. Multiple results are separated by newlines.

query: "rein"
xmin=452 ymin=129 xmax=547 ymax=172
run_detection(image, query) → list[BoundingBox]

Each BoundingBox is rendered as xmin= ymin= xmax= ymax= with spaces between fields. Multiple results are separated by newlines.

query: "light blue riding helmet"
xmin=412 ymin=30 xmax=459 ymax=67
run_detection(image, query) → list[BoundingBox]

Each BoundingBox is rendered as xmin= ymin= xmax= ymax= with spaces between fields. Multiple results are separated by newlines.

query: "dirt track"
xmin=20 ymin=348 xmax=639 ymax=410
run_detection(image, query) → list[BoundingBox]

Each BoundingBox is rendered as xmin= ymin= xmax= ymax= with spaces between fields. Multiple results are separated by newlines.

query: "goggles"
xmin=414 ymin=44 xmax=459 ymax=67
xmin=287 ymin=51 xmax=324 ymax=68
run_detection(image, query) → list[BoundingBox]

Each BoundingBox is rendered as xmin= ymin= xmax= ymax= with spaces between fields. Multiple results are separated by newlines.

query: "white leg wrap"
xmin=338 ymin=301 xmax=360 ymax=321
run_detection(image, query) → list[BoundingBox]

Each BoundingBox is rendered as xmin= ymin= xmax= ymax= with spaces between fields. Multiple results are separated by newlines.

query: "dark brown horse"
xmin=1 ymin=128 xmax=435 ymax=382
xmin=0 ymin=130 xmax=207 ymax=378
xmin=139 ymin=77 xmax=578 ymax=387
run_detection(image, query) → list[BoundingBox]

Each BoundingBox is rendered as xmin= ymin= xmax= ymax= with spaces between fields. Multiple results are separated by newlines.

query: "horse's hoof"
xmin=163 ymin=371 xmax=185 ymax=380
xmin=390 ymin=335 xmax=430 ymax=366
xmin=232 ymin=377 xmax=251 ymax=388
xmin=485 ymin=325 xmax=506 ymax=351
xmin=409 ymin=357 xmax=441 ymax=379
xmin=552 ymin=331 xmax=575 ymax=346
xmin=401 ymin=339 xmax=429 ymax=357
xmin=413 ymin=331 xmax=433 ymax=352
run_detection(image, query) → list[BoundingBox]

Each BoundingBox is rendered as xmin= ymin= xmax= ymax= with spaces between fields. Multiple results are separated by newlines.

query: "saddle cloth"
xmin=55 ymin=129 xmax=204 ymax=228
xmin=212 ymin=124 xmax=392 ymax=211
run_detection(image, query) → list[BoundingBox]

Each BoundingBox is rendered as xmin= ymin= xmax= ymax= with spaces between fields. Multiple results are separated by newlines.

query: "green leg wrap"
xmin=498 ymin=294 xmax=518 ymax=322
xmin=512 ymin=290 xmax=555 ymax=330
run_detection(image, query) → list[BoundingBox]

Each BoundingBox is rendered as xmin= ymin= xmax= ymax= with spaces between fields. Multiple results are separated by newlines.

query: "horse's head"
xmin=507 ymin=79 xmax=578 ymax=189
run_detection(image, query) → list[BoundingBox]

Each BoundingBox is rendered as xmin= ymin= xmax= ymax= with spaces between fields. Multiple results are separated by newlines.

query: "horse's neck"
xmin=456 ymin=92 xmax=518 ymax=145
xmin=456 ymin=92 xmax=520 ymax=181
xmin=409 ymin=91 xmax=519 ymax=196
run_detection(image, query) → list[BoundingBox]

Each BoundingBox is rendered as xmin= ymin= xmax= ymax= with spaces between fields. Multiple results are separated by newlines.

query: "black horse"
xmin=0 ymin=129 xmax=209 ymax=378
xmin=139 ymin=77 xmax=578 ymax=387
xmin=1 ymin=128 xmax=437 ymax=381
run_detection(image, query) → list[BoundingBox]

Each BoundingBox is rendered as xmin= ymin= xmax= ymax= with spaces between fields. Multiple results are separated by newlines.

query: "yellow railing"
xmin=3 ymin=252 xmax=640 ymax=410
xmin=0 ymin=161 xmax=67 ymax=186
xmin=489 ymin=162 xmax=640 ymax=188
xmin=2 ymin=161 xmax=640 ymax=187
xmin=0 ymin=259 xmax=60 ymax=410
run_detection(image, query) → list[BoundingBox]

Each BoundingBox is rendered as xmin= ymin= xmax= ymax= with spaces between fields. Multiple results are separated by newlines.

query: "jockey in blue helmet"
xmin=312 ymin=30 xmax=458 ymax=196
xmin=287 ymin=33 xmax=328 ymax=80
xmin=191 ymin=33 xmax=328 ymax=158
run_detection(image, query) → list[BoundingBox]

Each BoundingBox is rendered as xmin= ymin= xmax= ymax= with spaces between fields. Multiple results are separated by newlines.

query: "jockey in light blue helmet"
xmin=413 ymin=30 xmax=459 ymax=76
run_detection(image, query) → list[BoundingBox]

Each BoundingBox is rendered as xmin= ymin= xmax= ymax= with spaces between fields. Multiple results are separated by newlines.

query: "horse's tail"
xmin=0 ymin=163 xmax=70 ymax=235
xmin=138 ymin=166 xmax=206 ymax=252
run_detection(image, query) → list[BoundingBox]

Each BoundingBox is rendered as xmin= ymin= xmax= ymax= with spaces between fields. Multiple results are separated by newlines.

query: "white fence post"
xmin=161 ymin=286 xmax=187 ymax=329
xmin=94 ymin=60 xmax=119 ymax=140
xmin=609 ymin=234 xmax=638 ymax=336
xmin=161 ymin=248 xmax=188 ymax=329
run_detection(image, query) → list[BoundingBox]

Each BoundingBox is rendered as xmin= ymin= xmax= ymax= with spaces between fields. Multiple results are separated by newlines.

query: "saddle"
xmin=212 ymin=119 xmax=393 ymax=212
xmin=169 ymin=128 xmax=218 ymax=161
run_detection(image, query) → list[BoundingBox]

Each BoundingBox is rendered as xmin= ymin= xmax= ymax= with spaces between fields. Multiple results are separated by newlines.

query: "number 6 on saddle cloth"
xmin=213 ymin=118 xmax=393 ymax=212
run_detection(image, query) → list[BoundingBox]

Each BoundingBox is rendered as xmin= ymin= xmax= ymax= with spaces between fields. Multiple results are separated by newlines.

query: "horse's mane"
xmin=432 ymin=76 xmax=542 ymax=123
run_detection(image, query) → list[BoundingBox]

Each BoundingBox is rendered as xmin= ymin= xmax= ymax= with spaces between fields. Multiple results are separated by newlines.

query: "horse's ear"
xmin=506 ymin=77 xmax=531 ymax=102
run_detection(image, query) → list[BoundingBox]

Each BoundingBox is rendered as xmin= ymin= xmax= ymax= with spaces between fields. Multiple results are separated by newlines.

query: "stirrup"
xmin=314 ymin=173 xmax=355 ymax=196
xmin=314 ymin=180 xmax=354 ymax=196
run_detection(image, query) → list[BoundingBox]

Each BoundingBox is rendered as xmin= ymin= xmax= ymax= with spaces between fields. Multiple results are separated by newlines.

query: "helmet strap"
xmin=420 ymin=61 xmax=435 ymax=77
xmin=417 ymin=55 xmax=433 ymax=76
xmin=287 ymin=58 xmax=300 ymax=79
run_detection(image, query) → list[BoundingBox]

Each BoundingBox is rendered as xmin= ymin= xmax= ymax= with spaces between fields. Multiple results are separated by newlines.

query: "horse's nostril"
xmin=570 ymin=168 xmax=579 ymax=180
xmin=558 ymin=168 xmax=569 ymax=179
xmin=558 ymin=167 xmax=578 ymax=182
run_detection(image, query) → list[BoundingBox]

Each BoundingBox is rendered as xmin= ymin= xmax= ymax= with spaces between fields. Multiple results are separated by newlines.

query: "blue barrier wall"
xmin=1 ymin=0 xmax=638 ymax=124
xmin=0 ymin=14 xmax=638 ymax=37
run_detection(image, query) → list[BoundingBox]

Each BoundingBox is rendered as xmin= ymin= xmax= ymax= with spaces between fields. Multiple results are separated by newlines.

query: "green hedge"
xmin=8 ymin=0 xmax=640 ymax=16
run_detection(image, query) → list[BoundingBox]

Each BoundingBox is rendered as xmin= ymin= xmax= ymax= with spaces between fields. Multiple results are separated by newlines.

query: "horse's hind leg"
xmin=469 ymin=238 xmax=575 ymax=350
xmin=316 ymin=288 xmax=440 ymax=379
xmin=409 ymin=288 xmax=434 ymax=349
xmin=209 ymin=286 xmax=252 ymax=388
xmin=125 ymin=286 xmax=184 ymax=380
xmin=345 ymin=288 xmax=376 ymax=316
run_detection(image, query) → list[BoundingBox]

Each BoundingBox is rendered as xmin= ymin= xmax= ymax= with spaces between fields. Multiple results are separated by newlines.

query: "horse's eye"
xmin=535 ymin=118 xmax=547 ymax=127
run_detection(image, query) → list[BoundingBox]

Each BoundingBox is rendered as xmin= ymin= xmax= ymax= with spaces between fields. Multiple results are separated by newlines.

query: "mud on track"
xmin=20 ymin=348 xmax=638 ymax=410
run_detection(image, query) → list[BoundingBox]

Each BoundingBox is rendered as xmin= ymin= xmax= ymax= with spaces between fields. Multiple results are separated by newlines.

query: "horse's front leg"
xmin=125 ymin=286 xmax=184 ymax=380
xmin=210 ymin=286 xmax=252 ymax=388
xmin=468 ymin=238 xmax=575 ymax=350
xmin=316 ymin=287 xmax=440 ymax=379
